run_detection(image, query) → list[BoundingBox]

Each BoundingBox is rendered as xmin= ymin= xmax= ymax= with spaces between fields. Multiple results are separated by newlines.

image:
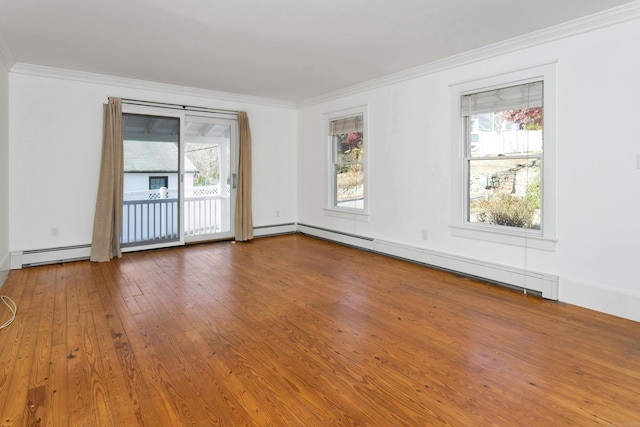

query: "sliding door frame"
xmin=121 ymin=104 xmax=186 ymax=252
xmin=183 ymin=113 xmax=239 ymax=243
xmin=120 ymin=104 xmax=239 ymax=252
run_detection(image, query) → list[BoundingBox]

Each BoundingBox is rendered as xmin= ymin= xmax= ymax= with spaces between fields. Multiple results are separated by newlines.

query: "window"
xmin=327 ymin=108 xmax=367 ymax=214
xmin=450 ymin=63 xmax=557 ymax=251
xmin=149 ymin=176 xmax=168 ymax=190
xmin=148 ymin=176 xmax=169 ymax=200
xmin=462 ymin=81 xmax=543 ymax=231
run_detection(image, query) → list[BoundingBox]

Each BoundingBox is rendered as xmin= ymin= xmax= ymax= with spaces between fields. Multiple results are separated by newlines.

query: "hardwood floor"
xmin=0 ymin=234 xmax=638 ymax=426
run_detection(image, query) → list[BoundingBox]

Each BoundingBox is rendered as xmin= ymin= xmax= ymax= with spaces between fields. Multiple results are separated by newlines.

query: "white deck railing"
xmin=184 ymin=195 xmax=227 ymax=236
xmin=121 ymin=186 xmax=229 ymax=246
xmin=121 ymin=198 xmax=179 ymax=245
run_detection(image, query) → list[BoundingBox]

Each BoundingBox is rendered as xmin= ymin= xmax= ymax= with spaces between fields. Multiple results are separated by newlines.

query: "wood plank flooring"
xmin=0 ymin=234 xmax=639 ymax=426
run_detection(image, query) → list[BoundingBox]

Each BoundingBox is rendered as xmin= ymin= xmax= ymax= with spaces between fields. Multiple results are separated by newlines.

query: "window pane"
xmin=469 ymin=108 xmax=543 ymax=158
xmin=335 ymin=163 xmax=364 ymax=209
xmin=334 ymin=132 xmax=363 ymax=163
xmin=328 ymin=109 xmax=366 ymax=213
xmin=149 ymin=176 xmax=168 ymax=190
xmin=122 ymin=113 xmax=180 ymax=246
xmin=468 ymin=158 xmax=541 ymax=230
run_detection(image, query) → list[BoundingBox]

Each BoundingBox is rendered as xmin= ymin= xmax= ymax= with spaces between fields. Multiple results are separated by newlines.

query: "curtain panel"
xmin=235 ymin=112 xmax=254 ymax=241
xmin=90 ymin=98 xmax=124 ymax=262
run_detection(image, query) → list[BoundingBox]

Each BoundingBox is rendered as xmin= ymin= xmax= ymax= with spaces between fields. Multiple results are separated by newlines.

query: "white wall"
xmin=297 ymin=18 xmax=640 ymax=322
xmin=0 ymin=48 xmax=10 ymax=284
xmin=8 ymin=71 xmax=297 ymax=255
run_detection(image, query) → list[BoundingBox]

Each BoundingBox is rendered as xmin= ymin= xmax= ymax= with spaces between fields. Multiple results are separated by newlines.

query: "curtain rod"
xmin=110 ymin=97 xmax=239 ymax=116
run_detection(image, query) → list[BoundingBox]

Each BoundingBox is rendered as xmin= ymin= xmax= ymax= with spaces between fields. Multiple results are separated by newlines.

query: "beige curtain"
xmin=235 ymin=111 xmax=254 ymax=241
xmin=90 ymin=98 xmax=124 ymax=262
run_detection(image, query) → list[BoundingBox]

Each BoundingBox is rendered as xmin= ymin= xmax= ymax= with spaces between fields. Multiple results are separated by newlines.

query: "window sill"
xmin=323 ymin=208 xmax=370 ymax=222
xmin=449 ymin=224 xmax=557 ymax=252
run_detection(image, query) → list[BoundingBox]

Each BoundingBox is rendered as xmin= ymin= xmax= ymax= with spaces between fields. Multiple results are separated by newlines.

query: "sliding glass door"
xmin=121 ymin=113 xmax=181 ymax=247
xmin=184 ymin=116 xmax=237 ymax=242
xmin=120 ymin=106 xmax=238 ymax=250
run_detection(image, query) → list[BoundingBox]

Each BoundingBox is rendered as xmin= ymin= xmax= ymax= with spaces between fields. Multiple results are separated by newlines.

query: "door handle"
xmin=232 ymin=173 xmax=237 ymax=189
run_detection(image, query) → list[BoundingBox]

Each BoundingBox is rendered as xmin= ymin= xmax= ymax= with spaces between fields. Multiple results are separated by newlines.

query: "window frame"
xmin=449 ymin=63 xmax=557 ymax=251
xmin=324 ymin=105 xmax=369 ymax=220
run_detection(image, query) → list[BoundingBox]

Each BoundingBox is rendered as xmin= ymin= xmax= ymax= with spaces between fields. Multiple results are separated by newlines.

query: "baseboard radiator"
xmin=10 ymin=223 xmax=299 ymax=269
xmin=296 ymin=223 xmax=559 ymax=301
xmin=253 ymin=223 xmax=296 ymax=238
xmin=9 ymin=223 xmax=559 ymax=301
xmin=11 ymin=244 xmax=92 ymax=268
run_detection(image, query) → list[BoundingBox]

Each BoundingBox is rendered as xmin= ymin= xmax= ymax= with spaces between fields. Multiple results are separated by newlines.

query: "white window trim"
xmin=449 ymin=63 xmax=558 ymax=251
xmin=324 ymin=105 xmax=370 ymax=219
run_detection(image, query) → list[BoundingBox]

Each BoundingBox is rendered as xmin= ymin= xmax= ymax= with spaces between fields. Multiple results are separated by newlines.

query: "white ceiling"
xmin=0 ymin=0 xmax=636 ymax=102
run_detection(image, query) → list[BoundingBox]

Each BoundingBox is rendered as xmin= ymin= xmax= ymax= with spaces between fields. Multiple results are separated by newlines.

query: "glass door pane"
xmin=183 ymin=116 xmax=236 ymax=242
xmin=121 ymin=113 xmax=180 ymax=247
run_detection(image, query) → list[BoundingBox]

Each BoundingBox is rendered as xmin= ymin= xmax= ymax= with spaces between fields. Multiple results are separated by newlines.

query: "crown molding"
xmin=0 ymin=30 xmax=15 ymax=72
xmin=9 ymin=63 xmax=297 ymax=109
xmin=299 ymin=1 xmax=640 ymax=107
xmin=5 ymin=1 xmax=640 ymax=108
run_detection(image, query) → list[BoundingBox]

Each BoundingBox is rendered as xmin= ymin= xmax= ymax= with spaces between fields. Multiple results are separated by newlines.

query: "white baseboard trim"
xmin=0 ymin=252 xmax=9 ymax=286
xmin=10 ymin=251 xmax=23 ymax=269
xmin=253 ymin=223 xmax=297 ymax=238
xmin=297 ymin=223 xmax=375 ymax=250
xmin=9 ymin=224 xmax=296 ymax=268
xmin=9 ymin=229 xmax=636 ymax=321
xmin=0 ymin=269 xmax=7 ymax=288
xmin=297 ymin=224 xmax=558 ymax=300
xmin=560 ymin=278 xmax=640 ymax=323
xmin=374 ymin=239 xmax=559 ymax=300
xmin=11 ymin=245 xmax=91 ymax=268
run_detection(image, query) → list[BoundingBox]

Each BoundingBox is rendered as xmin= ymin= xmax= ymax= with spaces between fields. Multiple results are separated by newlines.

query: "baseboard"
xmin=253 ymin=223 xmax=297 ymax=238
xmin=9 ymin=223 xmax=297 ymax=268
xmin=296 ymin=223 xmax=375 ymax=250
xmin=6 ymin=225 xmax=561 ymax=302
xmin=11 ymin=244 xmax=92 ymax=268
xmin=559 ymin=278 xmax=640 ymax=323
xmin=297 ymin=224 xmax=558 ymax=300
xmin=9 ymin=228 xmax=635 ymax=321
xmin=373 ymin=239 xmax=558 ymax=300
xmin=0 ymin=252 xmax=9 ymax=287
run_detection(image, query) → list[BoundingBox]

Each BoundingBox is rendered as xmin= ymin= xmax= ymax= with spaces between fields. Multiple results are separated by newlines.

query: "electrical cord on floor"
xmin=0 ymin=295 xmax=17 ymax=330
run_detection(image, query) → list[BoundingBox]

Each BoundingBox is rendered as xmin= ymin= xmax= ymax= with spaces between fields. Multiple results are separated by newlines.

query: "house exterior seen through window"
xmin=462 ymin=81 xmax=543 ymax=231
xmin=149 ymin=176 xmax=169 ymax=191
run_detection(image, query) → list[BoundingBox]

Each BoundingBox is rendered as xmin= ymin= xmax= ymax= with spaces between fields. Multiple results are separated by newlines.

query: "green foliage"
xmin=525 ymin=176 xmax=541 ymax=210
xmin=475 ymin=177 xmax=541 ymax=229
xmin=476 ymin=195 xmax=533 ymax=228
xmin=194 ymin=172 xmax=218 ymax=186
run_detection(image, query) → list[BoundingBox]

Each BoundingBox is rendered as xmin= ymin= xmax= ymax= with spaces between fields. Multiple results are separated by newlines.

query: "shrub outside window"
xmin=462 ymin=81 xmax=543 ymax=231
